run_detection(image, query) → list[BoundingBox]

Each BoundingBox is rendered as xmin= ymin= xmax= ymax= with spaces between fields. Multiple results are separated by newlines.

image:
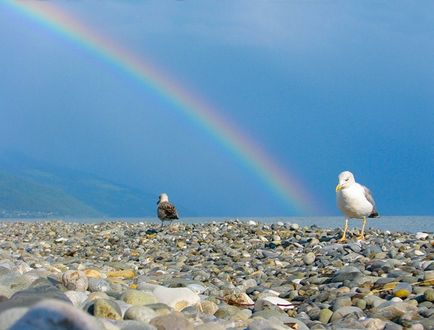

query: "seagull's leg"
xmin=339 ymin=218 xmax=348 ymax=242
xmin=357 ymin=217 xmax=366 ymax=240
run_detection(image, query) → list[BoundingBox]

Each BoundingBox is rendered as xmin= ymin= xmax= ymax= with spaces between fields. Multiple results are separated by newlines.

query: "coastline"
xmin=1 ymin=215 xmax=433 ymax=233
xmin=0 ymin=220 xmax=433 ymax=329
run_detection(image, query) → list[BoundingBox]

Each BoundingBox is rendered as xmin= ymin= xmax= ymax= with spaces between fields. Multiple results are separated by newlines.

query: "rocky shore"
xmin=0 ymin=220 xmax=433 ymax=329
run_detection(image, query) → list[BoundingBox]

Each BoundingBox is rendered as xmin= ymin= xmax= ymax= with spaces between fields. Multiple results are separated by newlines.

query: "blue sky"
xmin=0 ymin=1 xmax=433 ymax=216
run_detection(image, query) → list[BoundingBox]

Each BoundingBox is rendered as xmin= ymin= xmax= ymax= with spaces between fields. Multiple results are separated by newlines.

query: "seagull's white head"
xmin=157 ymin=193 xmax=169 ymax=204
xmin=336 ymin=171 xmax=356 ymax=192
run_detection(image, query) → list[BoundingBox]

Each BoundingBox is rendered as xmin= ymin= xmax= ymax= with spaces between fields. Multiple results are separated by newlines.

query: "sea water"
xmin=3 ymin=216 xmax=433 ymax=233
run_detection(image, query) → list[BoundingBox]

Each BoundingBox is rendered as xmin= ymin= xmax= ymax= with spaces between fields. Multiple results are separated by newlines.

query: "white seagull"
xmin=336 ymin=171 xmax=379 ymax=241
xmin=157 ymin=193 xmax=179 ymax=227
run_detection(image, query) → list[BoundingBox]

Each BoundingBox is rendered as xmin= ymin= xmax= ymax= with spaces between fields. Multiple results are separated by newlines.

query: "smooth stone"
xmin=356 ymin=299 xmax=367 ymax=310
xmin=143 ymin=303 xmax=173 ymax=317
xmin=0 ymin=284 xmax=71 ymax=312
xmin=362 ymin=318 xmax=387 ymax=330
xmin=62 ymin=270 xmax=88 ymax=292
xmin=371 ymin=302 xmax=418 ymax=321
xmin=232 ymin=308 xmax=252 ymax=322
xmin=115 ymin=299 xmax=131 ymax=318
xmin=87 ymin=292 xmax=111 ymax=302
xmin=0 ymin=285 xmax=13 ymax=299
xmin=346 ymin=243 xmax=362 ymax=253
xmin=88 ymin=278 xmax=111 ymax=292
xmin=331 ymin=317 xmax=366 ymax=329
xmin=241 ymin=279 xmax=257 ymax=290
xmin=248 ymin=318 xmax=290 ymax=330
xmin=282 ymin=317 xmax=309 ymax=330
xmin=424 ymin=288 xmax=434 ymax=302
xmin=92 ymin=298 xmax=122 ymax=320
xmin=107 ymin=270 xmax=136 ymax=279
xmin=418 ymin=318 xmax=434 ymax=330
xmin=319 ymin=308 xmax=333 ymax=324
xmin=290 ymin=224 xmax=300 ymax=230
xmin=199 ymin=300 xmax=219 ymax=315
xmin=252 ymin=309 xmax=291 ymax=323
xmin=224 ymin=292 xmax=254 ymax=307
xmin=121 ymin=290 xmax=157 ymax=306
xmin=215 ymin=305 xmax=242 ymax=319
xmin=303 ymin=252 xmax=316 ymax=265
xmin=364 ymin=295 xmax=387 ymax=308
xmin=195 ymin=322 xmax=227 ymax=330
xmin=423 ymin=271 xmax=434 ymax=281
xmin=149 ymin=311 xmax=194 ymax=330
xmin=83 ymin=269 xmax=104 ymax=279
xmin=106 ymin=319 xmax=156 ymax=330
xmin=153 ymin=286 xmax=200 ymax=312
xmin=124 ymin=305 xmax=157 ymax=323
xmin=415 ymin=232 xmax=429 ymax=240
xmin=332 ymin=296 xmax=352 ymax=311
xmin=384 ymin=321 xmax=404 ymax=330
xmin=393 ymin=283 xmax=412 ymax=298
xmin=64 ymin=290 xmax=88 ymax=307
xmin=9 ymin=299 xmax=101 ymax=330
xmin=186 ymin=283 xmax=207 ymax=295
xmin=307 ymin=306 xmax=321 ymax=321
xmin=0 ymin=307 xmax=29 ymax=330
xmin=330 ymin=306 xmax=365 ymax=322
xmin=136 ymin=282 xmax=161 ymax=292
xmin=255 ymin=296 xmax=293 ymax=311
xmin=330 ymin=266 xmax=362 ymax=283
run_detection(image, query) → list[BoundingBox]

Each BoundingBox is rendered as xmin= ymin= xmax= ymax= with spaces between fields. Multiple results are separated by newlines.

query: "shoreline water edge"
xmin=0 ymin=220 xmax=433 ymax=329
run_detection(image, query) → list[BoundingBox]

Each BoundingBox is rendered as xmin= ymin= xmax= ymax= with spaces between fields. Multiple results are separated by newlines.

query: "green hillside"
xmin=18 ymin=168 xmax=155 ymax=217
xmin=0 ymin=154 xmax=158 ymax=217
xmin=0 ymin=171 xmax=102 ymax=218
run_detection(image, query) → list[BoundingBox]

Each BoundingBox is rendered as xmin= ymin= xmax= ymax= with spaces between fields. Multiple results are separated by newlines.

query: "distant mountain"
xmin=0 ymin=153 xmax=158 ymax=218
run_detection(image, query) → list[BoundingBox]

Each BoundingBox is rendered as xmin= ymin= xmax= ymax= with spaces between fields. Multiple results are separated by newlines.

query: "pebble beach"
xmin=0 ymin=220 xmax=433 ymax=330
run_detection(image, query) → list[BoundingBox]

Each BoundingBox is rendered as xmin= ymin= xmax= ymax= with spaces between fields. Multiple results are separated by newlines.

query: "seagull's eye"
xmin=345 ymin=178 xmax=349 ymax=181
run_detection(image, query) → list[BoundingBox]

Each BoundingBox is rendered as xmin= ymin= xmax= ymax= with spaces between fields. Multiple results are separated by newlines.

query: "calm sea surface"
xmin=2 ymin=216 xmax=433 ymax=233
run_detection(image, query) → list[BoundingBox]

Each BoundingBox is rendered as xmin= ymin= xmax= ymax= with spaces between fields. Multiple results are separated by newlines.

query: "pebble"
xmin=153 ymin=286 xmax=200 ymax=312
xmin=424 ymin=288 xmax=434 ymax=302
xmin=88 ymin=278 xmax=111 ymax=292
xmin=62 ymin=270 xmax=88 ymax=291
xmin=0 ymin=307 xmax=29 ymax=330
xmin=64 ymin=290 xmax=88 ymax=307
xmin=371 ymin=302 xmax=419 ymax=321
xmin=9 ymin=299 xmax=101 ymax=330
xmin=393 ymin=282 xmax=412 ymax=298
xmin=0 ymin=220 xmax=431 ymax=329
xmin=331 ymin=306 xmax=365 ymax=322
xmin=149 ymin=311 xmax=194 ymax=330
xmin=121 ymin=289 xmax=157 ymax=306
xmin=92 ymin=298 xmax=122 ymax=320
xmin=319 ymin=308 xmax=333 ymax=324
xmin=303 ymin=252 xmax=316 ymax=265
xmin=199 ymin=300 xmax=219 ymax=315
xmin=124 ymin=305 xmax=157 ymax=322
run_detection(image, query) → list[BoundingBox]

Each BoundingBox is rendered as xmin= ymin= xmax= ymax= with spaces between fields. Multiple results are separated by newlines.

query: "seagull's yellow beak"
xmin=336 ymin=184 xmax=343 ymax=192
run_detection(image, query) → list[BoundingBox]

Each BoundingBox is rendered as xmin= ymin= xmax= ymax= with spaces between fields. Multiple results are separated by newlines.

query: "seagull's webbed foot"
xmin=338 ymin=235 xmax=347 ymax=243
xmin=356 ymin=234 xmax=365 ymax=241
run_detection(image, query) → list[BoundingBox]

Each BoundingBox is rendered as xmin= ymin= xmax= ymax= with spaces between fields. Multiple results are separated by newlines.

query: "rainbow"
xmin=3 ymin=0 xmax=321 ymax=215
